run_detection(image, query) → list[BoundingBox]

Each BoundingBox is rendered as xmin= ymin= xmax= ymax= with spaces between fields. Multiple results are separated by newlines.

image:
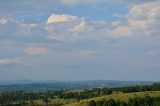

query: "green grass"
xmin=30 ymin=91 xmax=160 ymax=106
xmin=34 ymin=98 xmax=76 ymax=105
xmin=64 ymin=91 xmax=160 ymax=106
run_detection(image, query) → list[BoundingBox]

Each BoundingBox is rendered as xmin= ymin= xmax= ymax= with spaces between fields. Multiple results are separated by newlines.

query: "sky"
xmin=0 ymin=0 xmax=160 ymax=81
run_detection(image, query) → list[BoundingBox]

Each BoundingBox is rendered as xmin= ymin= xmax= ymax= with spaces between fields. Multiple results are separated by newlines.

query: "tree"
xmin=107 ymin=98 xmax=117 ymax=106
xmin=96 ymin=100 xmax=103 ymax=106
xmin=89 ymin=100 xmax=96 ymax=106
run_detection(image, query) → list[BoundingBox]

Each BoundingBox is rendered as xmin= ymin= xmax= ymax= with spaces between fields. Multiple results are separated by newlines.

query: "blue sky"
xmin=0 ymin=0 xmax=160 ymax=81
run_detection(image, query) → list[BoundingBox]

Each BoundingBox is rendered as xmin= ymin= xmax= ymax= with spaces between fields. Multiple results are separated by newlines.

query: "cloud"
xmin=24 ymin=46 xmax=49 ymax=56
xmin=112 ymin=1 xmax=160 ymax=37
xmin=128 ymin=1 xmax=160 ymax=34
xmin=0 ymin=58 xmax=20 ymax=65
xmin=46 ymin=0 xmax=160 ymax=42
xmin=113 ymin=13 xmax=126 ymax=19
xmin=78 ymin=50 xmax=95 ymax=57
xmin=69 ymin=20 xmax=88 ymax=33
xmin=0 ymin=16 xmax=48 ymax=43
xmin=148 ymin=50 xmax=160 ymax=56
xmin=0 ymin=18 xmax=13 ymax=25
xmin=0 ymin=18 xmax=8 ymax=25
xmin=0 ymin=1 xmax=159 ymax=44
xmin=113 ymin=26 xmax=132 ymax=37
xmin=64 ymin=50 xmax=96 ymax=60
xmin=46 ymin=14 xmax=88 ymax=42
xmin=47 ymin=14 xmax=79 ymax=24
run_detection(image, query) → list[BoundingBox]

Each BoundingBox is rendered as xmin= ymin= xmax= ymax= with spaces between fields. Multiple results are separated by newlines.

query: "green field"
xmin=31 ymin=91 xmax=160 ymax=106
xmin=64 ymin=91 xmax=160 ymax=106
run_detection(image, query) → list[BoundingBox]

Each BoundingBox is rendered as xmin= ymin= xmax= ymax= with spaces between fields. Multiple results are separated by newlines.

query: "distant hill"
xmin=0 ymin=80 xmax=155 ymax=91
xmin=0 ymin=79 xmax=35 ymax=85
xmin=0 ymin=79 xmax=59 ymax=85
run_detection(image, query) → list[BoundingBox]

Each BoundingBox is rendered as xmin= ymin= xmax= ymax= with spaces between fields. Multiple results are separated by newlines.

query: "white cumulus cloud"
xmin=46 ymin=14 xmax=88 ymax=42
xmin=112 ymin=1 xmax=160 ymax=37
xmin=47 ymin=14 xmax=78 ymax=24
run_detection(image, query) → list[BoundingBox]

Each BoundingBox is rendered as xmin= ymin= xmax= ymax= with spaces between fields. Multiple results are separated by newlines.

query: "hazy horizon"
xmin=0 ymin=79 xmax=158 ymax=82
xmin=0 ymin=0 xmax=160 ymax=81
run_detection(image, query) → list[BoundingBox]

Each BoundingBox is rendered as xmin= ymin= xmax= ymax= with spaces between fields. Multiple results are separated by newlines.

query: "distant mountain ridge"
xmin=0 ymin=79 xmax=155 ymax=85
xmin=0 ymin=79 xmax=35 ymax=85
xmin=0 ymin=79 xmax=59 ymax=85
xmin=0 ymin=80 xmax=156 ymax=91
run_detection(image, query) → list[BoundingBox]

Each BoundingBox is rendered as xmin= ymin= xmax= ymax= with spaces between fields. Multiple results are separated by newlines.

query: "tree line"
xmin=88 ymin=95 xmax=160 ymax=106
xmin=58 ymin=83 xmax=160 ymax=99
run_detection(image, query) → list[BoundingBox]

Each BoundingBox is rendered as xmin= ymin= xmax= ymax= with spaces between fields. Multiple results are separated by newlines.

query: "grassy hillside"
xmin=64 ymin=91 xmax=160 ymax=106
